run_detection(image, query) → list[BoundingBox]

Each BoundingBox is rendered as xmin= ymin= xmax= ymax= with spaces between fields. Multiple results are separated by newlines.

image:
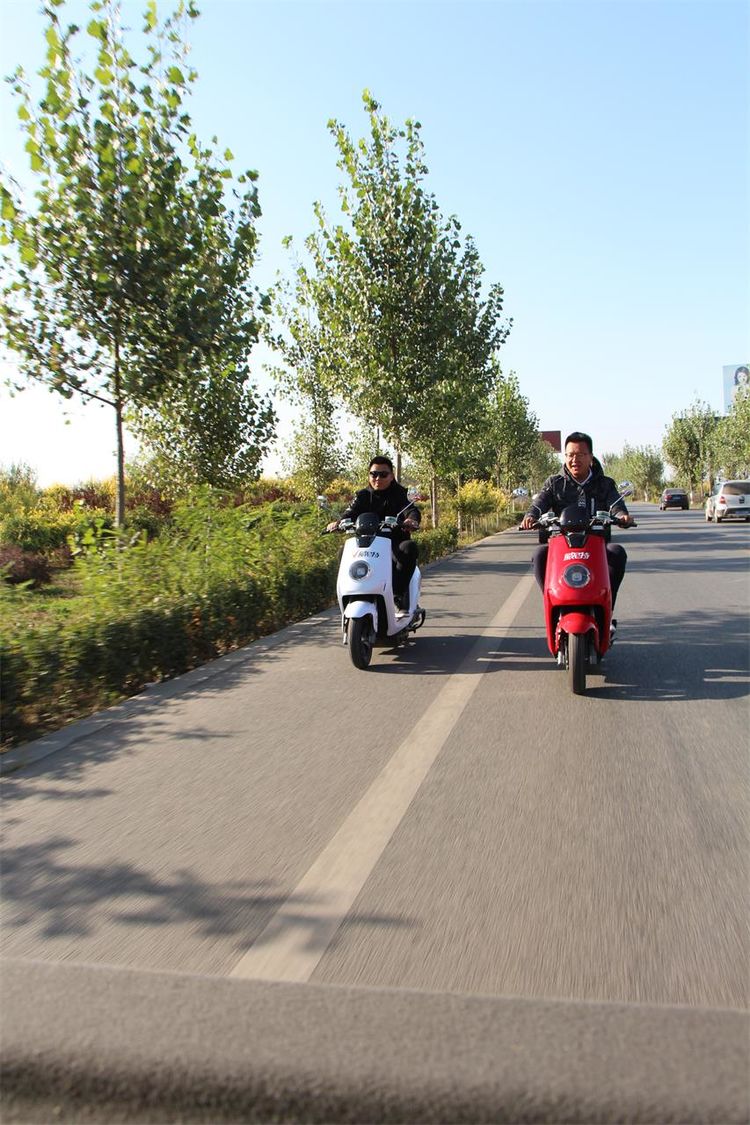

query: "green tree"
xmin=1 ymin=0 xmax=270 ymax=523
xmin=405 ymin=236 xmax=510 ymax=525
xmin=288 ymin=91 xmax=509 ymax=495
xmin=527 ymin=437 xmax=561 ymax=493
xmin=0 ymin=462 xmax=40 ymax=517
xmin=343 ymin=419 xmax=386 ymax=486
xmin=712 ymin=388 xmax=750 ymax=478
xmin=483 ymin=366 xmax=539 ymax=492
xmin=281 ymin=403 xmax=345 ymax=500
xmin=270 ymin=267 xmax=344 ymax=498
xmin=601 ymin=450 xmax=628 ymax=484
xmin=133 ymin=372 xmax=276 ymax=495
xmin=619 ymin=444 xmax=664 ymax=501
xmin=663 ymin=400 xmax=719 ymax=496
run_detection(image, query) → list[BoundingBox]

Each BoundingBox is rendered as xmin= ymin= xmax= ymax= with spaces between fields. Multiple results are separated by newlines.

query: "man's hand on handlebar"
xmin=402 ymin=517 xmax=419 ymax=532
xmin=613 ymin=512 xmax=635 ymax=528
xmin=325 ymin=520 xmax=340 ymax=533
xmin=519 ymin=514 xmax=537 ymax=530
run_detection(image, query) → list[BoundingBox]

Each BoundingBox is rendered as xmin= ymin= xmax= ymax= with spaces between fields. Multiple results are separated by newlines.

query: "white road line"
xmin=229 ymin=574 xmax=535 ymax=982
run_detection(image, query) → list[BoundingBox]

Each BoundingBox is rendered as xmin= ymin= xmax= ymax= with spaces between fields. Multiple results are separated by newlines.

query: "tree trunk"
xmin=113 ymin=344 xmax=125 ymax=529
xmin=456 ymin=471 xmax=462 ymax=534
xmin=114 ymin=401 xmax=126 ymax=529
xmin=430 ymin=472 xmax=439 ymax=528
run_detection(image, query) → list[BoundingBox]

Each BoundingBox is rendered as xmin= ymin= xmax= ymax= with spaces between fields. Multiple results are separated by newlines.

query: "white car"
xmin=705 ymin=480 xmax=750 ymax=522
xmin=511 ymin=487 xmax=529 ymax=498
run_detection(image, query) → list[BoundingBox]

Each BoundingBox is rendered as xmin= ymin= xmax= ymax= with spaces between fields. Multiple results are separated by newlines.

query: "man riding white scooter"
xmin=326 ymin=456 xmax=421 ymax=615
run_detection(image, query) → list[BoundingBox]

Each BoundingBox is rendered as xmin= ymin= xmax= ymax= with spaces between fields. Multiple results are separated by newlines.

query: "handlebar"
xmin=323 ymin=515 xmax=420 ymax=535
xmin=518 ymin=514 xmax=637 ymax=531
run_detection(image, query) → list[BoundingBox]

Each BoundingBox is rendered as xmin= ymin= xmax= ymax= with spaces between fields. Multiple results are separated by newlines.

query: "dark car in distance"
xmin=659 ymin=488 xmax=689 ymax=510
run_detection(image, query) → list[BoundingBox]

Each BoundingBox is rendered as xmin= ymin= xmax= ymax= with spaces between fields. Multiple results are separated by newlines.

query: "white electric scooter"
xmin=328 ymin=510 xmax=426 ymax=669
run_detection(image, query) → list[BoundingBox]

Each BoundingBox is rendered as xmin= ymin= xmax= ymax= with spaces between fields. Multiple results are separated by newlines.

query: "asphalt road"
xmin=2 ymin=505 xmax=748 ymax=1011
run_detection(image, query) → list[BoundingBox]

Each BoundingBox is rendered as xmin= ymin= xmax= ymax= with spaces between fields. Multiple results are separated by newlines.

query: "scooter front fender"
xmin=343 ymin=600 xmax=379 ymax=631
xmin=558 ymin=611 xmax=597 ymax=637
xmin=557 ymin=611 xmax=604 ymax=660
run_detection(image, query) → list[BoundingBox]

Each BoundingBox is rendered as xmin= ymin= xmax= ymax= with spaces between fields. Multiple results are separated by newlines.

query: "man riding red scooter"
xmin=520 ymin=431 xmax=635 ymax=692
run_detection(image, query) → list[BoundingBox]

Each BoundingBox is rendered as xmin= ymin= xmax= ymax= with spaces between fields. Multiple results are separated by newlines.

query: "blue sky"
xmin=1 ymin=0 xmax=747 ymax=484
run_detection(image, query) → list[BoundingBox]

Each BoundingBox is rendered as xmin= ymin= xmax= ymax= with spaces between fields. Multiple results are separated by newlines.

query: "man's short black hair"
xmin=564 ymin=431 xmax=593 ymax=453
xmin=369 ymin=455 xmax=394 ymax=472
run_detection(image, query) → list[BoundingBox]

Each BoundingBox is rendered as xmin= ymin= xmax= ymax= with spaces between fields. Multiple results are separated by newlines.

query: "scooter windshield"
xmin=354 ymin=512 xmax=381 ymax=547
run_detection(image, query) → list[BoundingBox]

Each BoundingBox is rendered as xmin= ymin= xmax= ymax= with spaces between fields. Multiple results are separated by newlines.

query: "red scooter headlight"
xmin=562 ymin=563 xmax=591 ymax=589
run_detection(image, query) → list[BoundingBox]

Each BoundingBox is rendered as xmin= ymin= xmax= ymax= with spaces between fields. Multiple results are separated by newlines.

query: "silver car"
xmin=705 ymin=480 xmax=750 ymax=522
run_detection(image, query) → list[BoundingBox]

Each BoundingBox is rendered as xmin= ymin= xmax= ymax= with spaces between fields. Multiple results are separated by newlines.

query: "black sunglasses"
xmin=369 ymin=470 xmax=391 ymax=479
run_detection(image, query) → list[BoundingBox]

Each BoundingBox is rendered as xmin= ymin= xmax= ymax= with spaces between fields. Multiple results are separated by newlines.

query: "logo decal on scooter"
xmin=563 ymin=551 xmax=590 ymax=560
xmin=355 ymin=550 xmax=380 ymax=558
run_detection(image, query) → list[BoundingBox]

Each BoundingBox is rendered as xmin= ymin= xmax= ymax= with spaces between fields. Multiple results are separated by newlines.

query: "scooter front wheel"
xmin=348 ymin=617 xmax=374 ymax=669
xmin=568 ymin=633 xmax=587 ymax=695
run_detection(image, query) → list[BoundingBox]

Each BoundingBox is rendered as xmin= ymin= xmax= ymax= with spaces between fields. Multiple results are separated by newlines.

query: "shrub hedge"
xmin=0 ymin=508 xmax=113 ymax=553
xmin=1 ymin=520 xmax=460 ymax=748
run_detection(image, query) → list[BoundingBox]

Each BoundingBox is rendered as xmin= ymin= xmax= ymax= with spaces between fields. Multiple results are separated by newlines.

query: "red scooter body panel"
xmin=543 ymin=530 xmax=612 ymax=658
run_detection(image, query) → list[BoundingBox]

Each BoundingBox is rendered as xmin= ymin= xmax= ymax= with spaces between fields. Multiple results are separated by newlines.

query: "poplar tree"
xmin=280 ymin=92 xmax=510 ymax=521
xmin=0 ymin=0 xmax=272 ymax=521
xmin=663 ymin=400 xmax=719 ymax=495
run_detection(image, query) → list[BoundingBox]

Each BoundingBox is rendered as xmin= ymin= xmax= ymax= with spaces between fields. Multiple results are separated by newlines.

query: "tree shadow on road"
xmin=580 ymin=609 xmax=746 ymax=702
xmin=0 ymin=835 xmax=415 ymax=955
xmin=458 ymin=606 xmax=749 ymax=704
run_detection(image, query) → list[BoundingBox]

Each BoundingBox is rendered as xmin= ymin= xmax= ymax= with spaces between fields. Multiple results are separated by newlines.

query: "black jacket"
xmin=526 ymin=458 xmax=628 ymax=520
xmin=341 ymin=481 xmax=421 ymax=544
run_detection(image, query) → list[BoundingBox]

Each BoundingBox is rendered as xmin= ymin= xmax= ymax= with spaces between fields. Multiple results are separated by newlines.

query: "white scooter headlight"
xmin=349 ymin=560 xmax=371 ymax=581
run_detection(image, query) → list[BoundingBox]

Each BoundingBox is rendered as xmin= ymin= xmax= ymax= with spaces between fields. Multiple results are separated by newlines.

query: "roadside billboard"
xmin=540 ymin=430 xmax=561 ymax=451
xmin=723 ymin=363 xmax=749 ymax=411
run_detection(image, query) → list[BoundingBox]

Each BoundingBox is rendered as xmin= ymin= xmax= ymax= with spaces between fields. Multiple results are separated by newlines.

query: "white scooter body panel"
xmin=336 ymin=531 xmax=422 ymax=640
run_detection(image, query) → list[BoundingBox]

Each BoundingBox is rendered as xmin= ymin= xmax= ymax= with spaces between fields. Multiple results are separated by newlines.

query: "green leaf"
xmin=17 ymin=104 xmax=30 ymax=122
xmin=144 ymin=0 xmax=158 ymax=30
xmin=224 ymin=148 xmax=234 ymax=162
xmin=167 ymin=66 xmax=184 ymax=85
xmin=20 ymin=244 xmax=37 ymax=266
xmin=86 ymin=19 xmax=106 ymax=41
xmin=94 ymin=66 xmax=113 ymax=85
xmin=1 ymin=192 xmax=17 ymax=222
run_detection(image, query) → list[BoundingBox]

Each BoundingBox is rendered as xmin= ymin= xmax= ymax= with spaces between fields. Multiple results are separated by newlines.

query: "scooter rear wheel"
xmin=348 ymin=617 xmax=374 ymax=669
xmin=568 ymin=633 xmax=587 ymax=695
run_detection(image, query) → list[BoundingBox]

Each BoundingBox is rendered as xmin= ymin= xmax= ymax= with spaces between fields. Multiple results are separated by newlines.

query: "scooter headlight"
xmin=562 ymin=563 xmax=591 ymax=589
xmin=349 ymin=560 xmax=371 ymax=581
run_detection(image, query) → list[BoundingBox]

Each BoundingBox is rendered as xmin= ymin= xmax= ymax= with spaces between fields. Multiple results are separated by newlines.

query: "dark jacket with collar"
xmin=526 ymin=458 xmax=628 ymax=521
xmin=341 ymin=481 xmax=421 ymax=543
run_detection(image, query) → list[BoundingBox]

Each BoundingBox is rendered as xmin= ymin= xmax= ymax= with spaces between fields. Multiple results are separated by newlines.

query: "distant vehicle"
xmin=705 ymin=480 xmax=750 ymax=522
xmin=512 ymin=487 xmax=529 ymax=498
xmin=659 ymin=488 xmax=689 ymax=511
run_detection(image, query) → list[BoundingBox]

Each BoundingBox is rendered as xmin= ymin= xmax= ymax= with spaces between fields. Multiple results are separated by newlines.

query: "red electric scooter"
xmin=531 ymin=493 xmax=635 ymax=694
